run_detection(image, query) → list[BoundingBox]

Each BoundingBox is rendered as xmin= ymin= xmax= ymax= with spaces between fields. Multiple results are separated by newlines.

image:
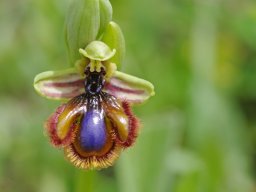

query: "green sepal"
xmin=101 ymin=21 xmax=125 ymax=69
xmin=34 ymin=68 xmax=84 ymax=100
xmin=97 ymin=0 xmax=113 ymax=39
xmin=114 ymin=71 xmax=155 ymax=97
xmin=104 ymin=71 xmax=155 ymax=104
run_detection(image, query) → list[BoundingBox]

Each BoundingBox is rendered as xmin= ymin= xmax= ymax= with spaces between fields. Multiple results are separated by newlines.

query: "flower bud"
xmin=98 ymin=0 xmax=112 ymax=38
xmin=65 ymin=0 xmax=112 ymax=64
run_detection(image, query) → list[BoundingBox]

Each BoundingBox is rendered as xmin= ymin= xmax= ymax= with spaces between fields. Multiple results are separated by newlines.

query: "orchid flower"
xmin=34 ymin=41 xmax=154 ymax=169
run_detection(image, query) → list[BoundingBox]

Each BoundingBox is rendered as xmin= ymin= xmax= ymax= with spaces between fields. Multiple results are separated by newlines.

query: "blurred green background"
xmin=1 ymin=0 xmax=256 ymax=191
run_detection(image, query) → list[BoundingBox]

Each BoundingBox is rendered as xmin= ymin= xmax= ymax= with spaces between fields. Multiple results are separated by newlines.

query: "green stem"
xmin=74 ymin=170 xmax=97 ymax=192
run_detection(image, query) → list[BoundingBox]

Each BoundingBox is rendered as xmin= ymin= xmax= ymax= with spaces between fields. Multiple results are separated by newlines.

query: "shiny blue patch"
xmin=80 ymin=110 xmax=107 ymax=151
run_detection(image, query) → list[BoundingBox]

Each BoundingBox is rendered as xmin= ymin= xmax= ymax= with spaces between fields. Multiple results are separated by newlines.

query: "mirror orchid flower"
xmin=34 ymin=41 xmax=154 ymax=169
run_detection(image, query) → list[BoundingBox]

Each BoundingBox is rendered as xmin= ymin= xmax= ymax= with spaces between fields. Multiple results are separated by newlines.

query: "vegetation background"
xmin=0 ymin=0 xmax=256 ymax=191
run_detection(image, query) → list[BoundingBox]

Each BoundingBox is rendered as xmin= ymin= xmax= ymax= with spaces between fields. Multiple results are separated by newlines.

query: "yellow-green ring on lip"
xmin=79 ymin=41 xmax=116 ymax=61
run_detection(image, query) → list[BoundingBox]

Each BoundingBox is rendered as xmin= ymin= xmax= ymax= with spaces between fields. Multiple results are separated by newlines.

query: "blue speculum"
xmin=79 ymin=69 xmax=107 ymax=151
xmin=80 ymin=109 xmax=107 ymax=151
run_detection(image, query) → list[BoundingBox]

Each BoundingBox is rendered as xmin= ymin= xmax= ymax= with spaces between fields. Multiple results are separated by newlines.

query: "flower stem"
xmin=74 ymin=170 xmax=97 ymax=192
